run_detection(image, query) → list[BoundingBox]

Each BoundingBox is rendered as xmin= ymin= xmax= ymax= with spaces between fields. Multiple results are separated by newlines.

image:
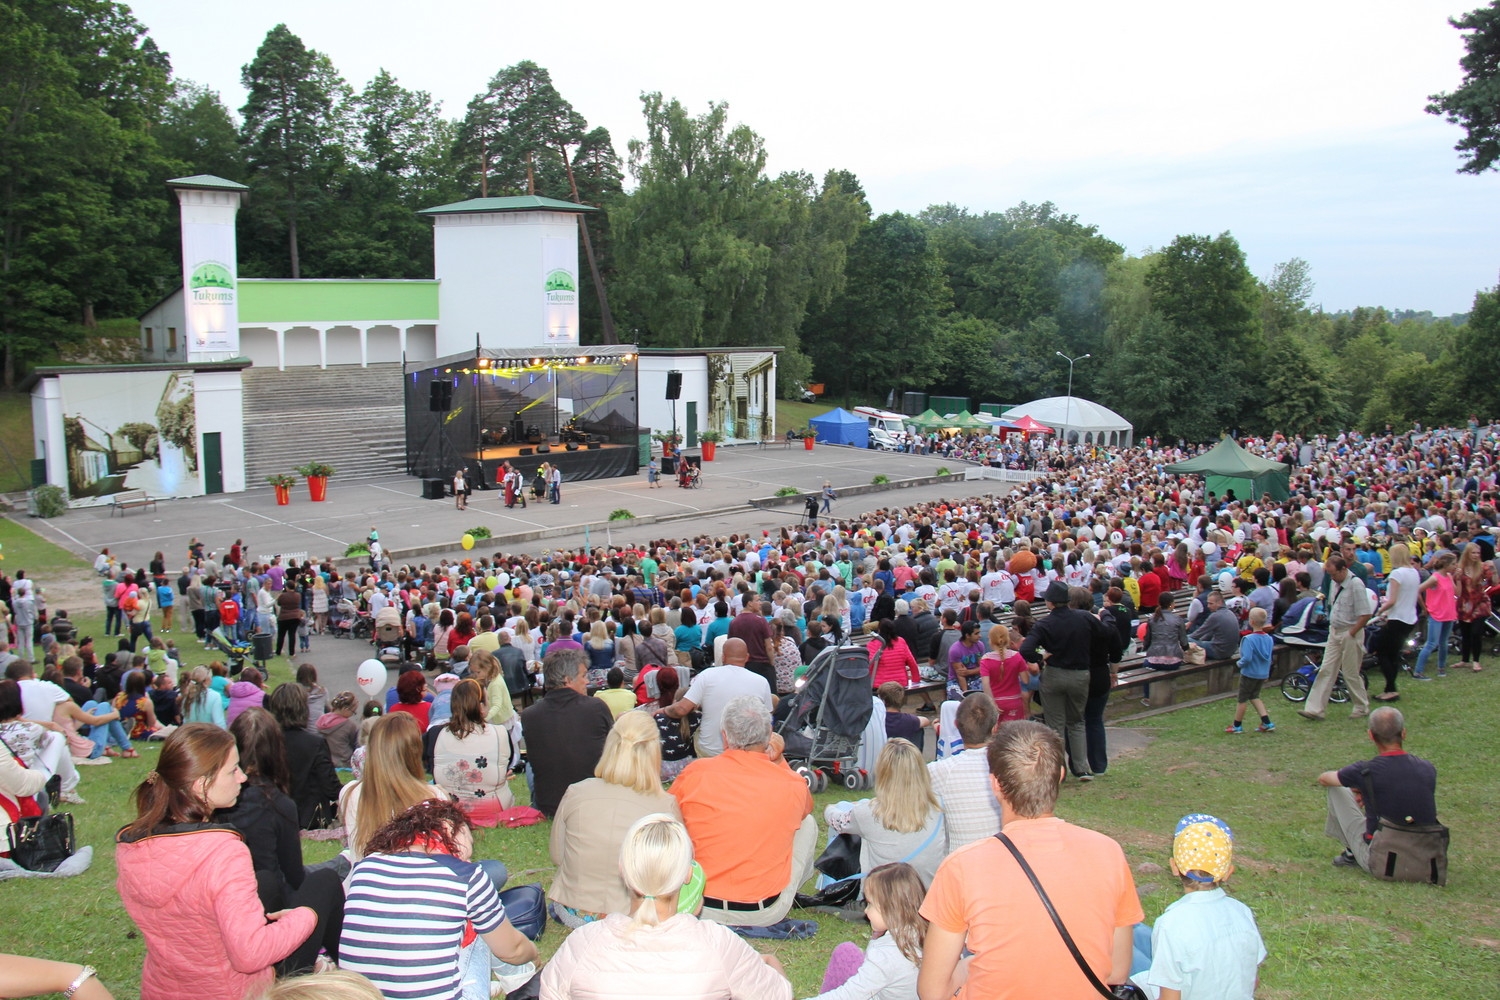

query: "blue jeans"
xmin=84 ymin=701 xmax=131 ymax=754
xmin=1415 ymin=620 xmax=1452 ymax=675
xmin=1084 ymin=690 xmax=1110 ymax=775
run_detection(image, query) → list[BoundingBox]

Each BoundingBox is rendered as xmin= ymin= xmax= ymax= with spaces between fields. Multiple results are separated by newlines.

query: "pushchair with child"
xmin=775 ymin=644 xmax=874 ymax=793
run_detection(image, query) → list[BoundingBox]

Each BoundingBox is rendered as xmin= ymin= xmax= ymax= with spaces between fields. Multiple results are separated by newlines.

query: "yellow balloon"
xmin=461 ymin=533 xmax=475 ymax=550
xmin=486 ymin=576 xmax=499 ymax=590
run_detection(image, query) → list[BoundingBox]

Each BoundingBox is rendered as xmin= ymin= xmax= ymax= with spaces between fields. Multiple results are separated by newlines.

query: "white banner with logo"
xmin=181 ymin=200 xmax=239 ymax=355
xmin=541 ymin=236 xmax=579 ymax=346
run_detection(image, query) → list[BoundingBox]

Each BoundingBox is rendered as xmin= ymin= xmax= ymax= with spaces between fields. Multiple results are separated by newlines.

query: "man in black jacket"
xmin=519 ymin=647 xmax=612 ymax=816
xmin=1020 ymin=581 xmax=1104 ymax=781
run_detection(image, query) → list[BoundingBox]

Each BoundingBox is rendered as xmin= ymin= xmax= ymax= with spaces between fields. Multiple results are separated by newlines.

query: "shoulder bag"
xmin=995 ymin=832 xmax=1146 ymax=1000
xmin=1359 ymin=765 xmax=1448 ymax=885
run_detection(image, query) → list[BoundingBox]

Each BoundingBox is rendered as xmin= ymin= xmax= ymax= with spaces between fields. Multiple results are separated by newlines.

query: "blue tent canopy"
xmin=809 ymin=407 xmax=869 ymax=447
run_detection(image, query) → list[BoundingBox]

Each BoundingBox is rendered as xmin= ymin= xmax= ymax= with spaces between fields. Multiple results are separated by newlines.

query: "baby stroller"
xmin=775 ymin=644 xmax=874 ymax=793
xmin=205 ymin=625 xmax=253 ymax=676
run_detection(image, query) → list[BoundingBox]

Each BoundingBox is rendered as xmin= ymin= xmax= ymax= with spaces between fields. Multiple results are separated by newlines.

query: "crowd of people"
xmin=0 ymin=420 xmax=1481 ymax=999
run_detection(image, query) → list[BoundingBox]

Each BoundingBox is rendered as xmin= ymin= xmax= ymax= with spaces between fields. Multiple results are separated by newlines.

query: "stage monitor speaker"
xmin=422 ymin=479 xmax=445 ymax=499
xmin=565 ymin=442 xmax=580 ymax=451
xmin=536 ymin=443 xmax=551 ymax=454
xmin=519 ymin=447 xmax=533 ymax=457
xmin=429 ymin=380 xmax=453 ymax=411
xmin=586 ymin=442 xmax=601 ymax=450
xmin=665 ymin=370 xmax=682 ymax=400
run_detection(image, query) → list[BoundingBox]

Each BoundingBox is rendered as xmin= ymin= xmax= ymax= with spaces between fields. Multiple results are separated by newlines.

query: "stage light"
xmin=444 ymin=368 xmax=452 ymax=374
xmin=477 ymin=358 xmax=490 ymax=369
xmin=577 ymin=356 xmax=587 ymax=365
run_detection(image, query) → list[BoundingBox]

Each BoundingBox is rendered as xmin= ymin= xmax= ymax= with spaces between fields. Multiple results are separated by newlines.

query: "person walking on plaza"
xmin=452 ymin=468 xmax=467 ymax=511
xmin=821 ymin=481 xmax=836 ymax=515
xmin=549 ymin=464 xmax=562 ymax=505
xmin=1299 ymin=554 xmax=1372 ymax=721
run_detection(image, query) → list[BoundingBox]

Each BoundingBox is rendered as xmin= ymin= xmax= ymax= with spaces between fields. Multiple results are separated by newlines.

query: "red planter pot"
xmin=307 ymin=475 xmax=328 ymax=502
xmin=701 ymin=441 xmax=716 ymax=461
xmin=804 ymin=436 xmax=815 ymax=451
xmin=274 ymin=485 xmax=290 ymax=506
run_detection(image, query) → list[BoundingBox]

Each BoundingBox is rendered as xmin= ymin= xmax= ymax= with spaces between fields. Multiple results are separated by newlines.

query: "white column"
xmin=318 ymin=327 xmax=328 ymax=369
xmin=360 ymin=327 xmax=369 ymax=368
xmin=399 ymin=325 xmax=409 ymax=359
xmin=274 ymin=326 xmax=288 ymax=371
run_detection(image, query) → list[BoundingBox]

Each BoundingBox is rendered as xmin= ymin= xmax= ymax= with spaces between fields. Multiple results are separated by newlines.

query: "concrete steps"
xmin=242 ymin=364 xmax=407 ymax=482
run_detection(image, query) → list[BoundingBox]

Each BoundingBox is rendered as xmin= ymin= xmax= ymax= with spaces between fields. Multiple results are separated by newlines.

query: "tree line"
xmin=3 ymin=2 xmax=1497 ymax=444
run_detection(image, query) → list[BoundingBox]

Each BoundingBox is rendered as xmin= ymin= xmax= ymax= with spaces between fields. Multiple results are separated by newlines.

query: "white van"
xmin=853 ymin=406 xmax=909 ymax=441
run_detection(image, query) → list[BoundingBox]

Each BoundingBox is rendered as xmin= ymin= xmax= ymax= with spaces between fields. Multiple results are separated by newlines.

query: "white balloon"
xmin=1202 ymin=541 xmax=1218 ymax=557
xmin=356 ymin=659 xmax=387 ymax=699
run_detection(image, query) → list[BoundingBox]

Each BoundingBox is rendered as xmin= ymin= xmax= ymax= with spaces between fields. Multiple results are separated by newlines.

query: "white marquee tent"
xmin=1002 ymin=396 xmax=1133 ymax=447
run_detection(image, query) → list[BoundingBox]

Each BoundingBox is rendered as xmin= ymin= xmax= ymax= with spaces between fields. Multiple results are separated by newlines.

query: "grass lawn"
xmin=0 ymin=392 xmax=36 ymax=493
xmin=3 ymin=522 xmax=1498 ymax=997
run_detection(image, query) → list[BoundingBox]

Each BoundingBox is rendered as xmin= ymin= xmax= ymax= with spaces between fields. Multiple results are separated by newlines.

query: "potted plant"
xmin=267 ymin=473 xmax=296 ymax=506
xmin=296 ymin=462 xmax=335 ymax=502
xmin=698 ymin=429 xmax=723 ymax=462
xmin=802 ymin=425 xmax=818 ymax=451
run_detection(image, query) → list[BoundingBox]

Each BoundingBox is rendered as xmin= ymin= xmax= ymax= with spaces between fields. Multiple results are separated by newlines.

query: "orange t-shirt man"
xmin=671 ymin=748 xmax=812 ymax=903
xmin=920 ymin=816 xmax=1143 ymax=1000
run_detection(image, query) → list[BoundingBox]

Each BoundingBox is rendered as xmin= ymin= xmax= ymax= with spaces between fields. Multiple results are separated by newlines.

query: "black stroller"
xmin=775 ymin=644 xmax=874 ymax=793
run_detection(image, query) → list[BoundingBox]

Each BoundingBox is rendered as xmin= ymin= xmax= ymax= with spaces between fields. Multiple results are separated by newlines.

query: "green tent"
xmin=907 ymin=409 xmax=949 ymax=431
xmin=1164 ymin=437 xmax=1291 ymax=503
xmin=947 ymin=410 xmax=990 ymax=430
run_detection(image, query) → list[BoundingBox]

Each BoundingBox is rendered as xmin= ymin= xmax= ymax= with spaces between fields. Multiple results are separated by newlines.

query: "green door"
xmin=202 ymin=432 xmax=223 ymax=494
xmin=685 ymin=401 xmax=698 ymax=448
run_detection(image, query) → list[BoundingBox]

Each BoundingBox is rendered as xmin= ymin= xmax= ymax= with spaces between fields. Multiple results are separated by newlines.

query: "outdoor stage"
xmin=464 ymin=441 xmax=637 ymax=485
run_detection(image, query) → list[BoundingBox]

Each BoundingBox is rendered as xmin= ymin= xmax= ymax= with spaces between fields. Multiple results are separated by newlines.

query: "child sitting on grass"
xmin=1226 ymin=607 xmax=1274 ymax=734
xmin=1131 ymin=813 xmax=1265 ymax=1000
xmin=811 ymin=862 xmax=925 ymax=1000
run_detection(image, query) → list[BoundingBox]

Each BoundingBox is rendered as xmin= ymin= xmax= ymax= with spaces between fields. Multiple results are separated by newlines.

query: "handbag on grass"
xmin=995 ymin=832 xmax=1146 ymax=1000
xmin=8 ymin=811 xmax=77 ymax=872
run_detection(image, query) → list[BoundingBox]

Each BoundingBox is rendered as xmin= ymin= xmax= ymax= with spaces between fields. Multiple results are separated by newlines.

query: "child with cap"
xmin=1226 ymin=607 xmax=1275 ymax=733
xmin=1131 ymin=813 xmax=1265 ymax=999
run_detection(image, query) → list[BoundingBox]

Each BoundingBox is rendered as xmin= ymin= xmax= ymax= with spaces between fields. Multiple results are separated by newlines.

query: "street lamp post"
xmin=1055 ymin=351 xmax=1090 ymax=448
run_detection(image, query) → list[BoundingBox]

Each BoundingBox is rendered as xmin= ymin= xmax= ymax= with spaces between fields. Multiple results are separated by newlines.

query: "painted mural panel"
xmin=61 ymin=371 xmax=201 ymax=506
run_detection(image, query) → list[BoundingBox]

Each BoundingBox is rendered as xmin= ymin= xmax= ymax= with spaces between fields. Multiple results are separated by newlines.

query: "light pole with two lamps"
xmin=1055 ymin=351 xmax=1090 ymax=449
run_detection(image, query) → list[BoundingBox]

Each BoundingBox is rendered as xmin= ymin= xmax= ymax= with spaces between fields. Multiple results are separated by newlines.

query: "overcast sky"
xmin=129 ymin=0 xmax=1499 ymax=315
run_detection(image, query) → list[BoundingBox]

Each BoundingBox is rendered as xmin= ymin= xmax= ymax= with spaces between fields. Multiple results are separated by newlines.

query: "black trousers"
xmin=276 ymin=618 xmax=299 ymax=656
xmin=1373 ymin=619 xmax=1414 ymax=693
xmin=258 ymin=867 xmax=344 ymax=973
xmin=746 ymin=659 xmax=777 ymax=693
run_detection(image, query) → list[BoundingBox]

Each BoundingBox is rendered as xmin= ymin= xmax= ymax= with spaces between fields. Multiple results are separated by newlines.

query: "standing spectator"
xmin=728 ymin=597 xmax=777 ymax=693
xmin=276 ymin=584 xmax=304 ymax=659
xmin=1372 ymin=544 xmax=1420 ymax=702
xmin=1454 ymin=541 xmax=1494 ymax=672
xmin=1299 ymin=555 xmax=1374 ymax=720
xmin=917 ymin=721 xmax=1142 ymax=1000
xmin=1019 ymin=581 xmax=1098 ymax=781
xmin=518 ymin=647 xmax=613 ymax=816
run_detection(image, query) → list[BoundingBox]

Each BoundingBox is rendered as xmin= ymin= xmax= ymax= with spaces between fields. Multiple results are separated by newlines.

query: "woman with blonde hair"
xmin=339 ymin=712 xmax=447 ymax=863
xmin=825 ymin=738 xmax=944 ymax=884
xmin=540 ymin=814 xmax=792 ymax=999
xmin=585 ymin=621 xmax=616 ymax=688
xmin=548 ymin=711 xmax=681 ymax=928
xmin=433 ymin=679 xmax=513 ymax=825
xmin=1455 ymin=539 xmax=1495 ymax=672
xmin=309 ymin=576 xmax=330 ymax=635
xmin=181 ymin=665 xmax=226 ymax=727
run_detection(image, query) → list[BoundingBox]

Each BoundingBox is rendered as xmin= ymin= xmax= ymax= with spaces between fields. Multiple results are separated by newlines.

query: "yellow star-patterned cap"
xmin=1173 ymin=813 xmax=1234 ymax=883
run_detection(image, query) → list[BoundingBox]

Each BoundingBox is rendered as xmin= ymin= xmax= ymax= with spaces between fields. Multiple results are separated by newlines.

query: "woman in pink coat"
xmin=116 ymin=723 xmax=322 ymax=1000
xmin=866 ymin=619 xmax=921 ymax=689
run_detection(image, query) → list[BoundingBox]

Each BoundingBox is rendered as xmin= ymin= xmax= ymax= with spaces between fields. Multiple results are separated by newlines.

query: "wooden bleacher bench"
xmin=110 ymin=489 xmax=157 ymax=516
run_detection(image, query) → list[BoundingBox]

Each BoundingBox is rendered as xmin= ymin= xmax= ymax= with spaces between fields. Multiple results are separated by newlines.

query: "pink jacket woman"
xmin=867 ymin=620 xmax=921 ymax=688
xmin=117 ymin=824 xmax=314 ymax=1000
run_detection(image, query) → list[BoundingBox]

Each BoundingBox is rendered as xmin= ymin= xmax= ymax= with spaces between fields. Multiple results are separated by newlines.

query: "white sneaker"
xmin=74 ymin=756 xmax=112 ymax=766
xmin=59 ymin=790 xmax=86 ymax=805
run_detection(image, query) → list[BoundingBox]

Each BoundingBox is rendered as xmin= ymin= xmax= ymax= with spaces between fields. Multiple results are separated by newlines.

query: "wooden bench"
xmin=110 ymin=489 xmax=157 ymax=516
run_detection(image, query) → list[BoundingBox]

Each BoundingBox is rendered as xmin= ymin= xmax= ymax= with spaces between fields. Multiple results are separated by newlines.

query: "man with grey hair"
xmin=672 ymin=694 xmax=816 ymax=928
xmin=1316 ymin=706 xmax=1440 ymax=874
xmin=518 ymin=646 xmax=612 ymax=816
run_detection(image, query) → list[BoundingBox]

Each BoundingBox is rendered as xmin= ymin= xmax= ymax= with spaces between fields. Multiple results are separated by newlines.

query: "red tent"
xmin=1010 ymin=415 xmax=1053 ymax=434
